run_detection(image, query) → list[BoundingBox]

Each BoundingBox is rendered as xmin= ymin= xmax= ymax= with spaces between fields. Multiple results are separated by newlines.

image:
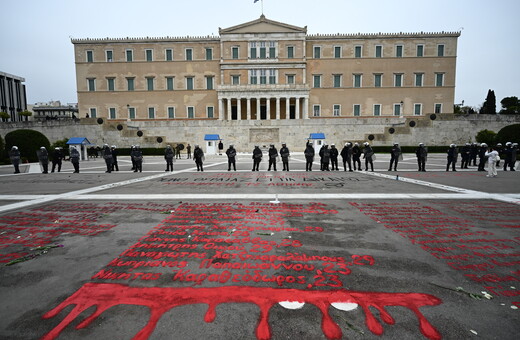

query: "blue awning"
xmin=66 ymin=137 xmax=92 ymax=145
xmin=309 ymin=133 xmax=325 ymax=139
xmin=204 ymin=134 xmax=220 ymax=141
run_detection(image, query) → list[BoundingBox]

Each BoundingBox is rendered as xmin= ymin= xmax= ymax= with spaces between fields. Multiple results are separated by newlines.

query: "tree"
xmin=496 ymin=124 xmax=520 ymax=144
xmin=0 ymin=111 xmax=9 ymax=122
xmin=499 ymin=96 xmax=519 ymax=114
xmin=480 ymin=89 xmax=496 ymax=114
xmin=475 ymin=129 xmax=496 ymax=145
xmin=19 ymin=110 xmax=33 ymax=121
xmin=4 ymin=129 xmax=51 ymax=162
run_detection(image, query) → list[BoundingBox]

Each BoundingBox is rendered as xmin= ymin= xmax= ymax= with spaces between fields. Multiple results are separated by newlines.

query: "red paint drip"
xmin=42 ymin=283 xmax=442 ymax=340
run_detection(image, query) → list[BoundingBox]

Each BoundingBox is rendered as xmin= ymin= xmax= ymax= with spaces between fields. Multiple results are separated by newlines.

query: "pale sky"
xmin=1 ymin=0 xmax=519 ymax=108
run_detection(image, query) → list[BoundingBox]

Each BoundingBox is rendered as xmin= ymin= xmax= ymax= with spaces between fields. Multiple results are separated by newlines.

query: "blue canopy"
xmin=309 ymin=133 xmax=325 ymax=139
xmin=204 ymin=134 xmax=220 ymax=141
xmin=66 ymin=137 xmax=92 ymax=145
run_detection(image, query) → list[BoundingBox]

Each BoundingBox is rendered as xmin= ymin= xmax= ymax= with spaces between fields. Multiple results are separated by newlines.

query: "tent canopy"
xmin=309 ymin=133 xmax=325 ymax=139
xmin=66 ymin=137 xmax=92 ymax=145
xmin=204 ymin=134 xmax=220 ymax=141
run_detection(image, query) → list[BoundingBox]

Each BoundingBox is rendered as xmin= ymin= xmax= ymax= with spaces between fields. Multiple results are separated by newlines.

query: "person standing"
xmin=320 ymin=144 xmax=330 ymax=171
xmin=51 ymin=147 xmax=63 ymax=173
xmin=485 ymin=147 xmax=499 ymax=177
xmin=446 ymin=144 xmax=458 ymax=171
xmin=175 ymin=144 xmax=182 ymax=159
xmin=70 ymin=146 xmax=80 ymax=173
xmin=226 ymin=144 xmax=237 ymax=171
xmin=9 ymin=146 xmax=21 ymax=174
xmin=38 ymin=146 xmax=49 ymax=174
xmin=477 ymin=143 xmax=487 ymax=171
xmin=352 ymin=142 xmax=362 ymax=171
xmin=470 ymin=142 xmax=479 ymax=166
xmin=102 ymin=144 xmax=113 ymax=173
xmin=218 ymin=140 xmax=224 ymax=156
xmin=340 ymin=142 xmax=353 ymax=172
xmin=329 ymin=144 xmax=339 ymax=171
xmin=132 ymin=145 xmax=143 ymax=172
xmin=460 ymin=143 xmax=470 ymax=169
xmin=165 ymin=145 xmax=174 ymax=171
xmin=267 ymin=144 xmax=278 ymax=171
xmin=186 ymin=144 xmax=192 ymax=159
xmin=111 ymin=145 xmax=119 ymax=171
xmin=503 ymin=142 xmax=514 ymax=171
xmin=194 ymin=145 xmax=204 ymax=171
xmin=363 ymin=142 xmax=374 ymax=172
xmin=495 ymin=143 xmax=503 ymax=167
xmin=280 ymin=143 xmax=290 ymax=171
xmin=252 ymin=145 xmax=262 ymax=171
xmin=512 ymin=143 xmax=518 ymax=171
xmin=415 ymin=143 xmax=427 ymax=172
xmin=304 ymin=142 xmax=314 ymax=171
xmin=388 ymin=143 xmax=401 ymax=171
xmin=130 ymin=145 xmax=136 ymax=171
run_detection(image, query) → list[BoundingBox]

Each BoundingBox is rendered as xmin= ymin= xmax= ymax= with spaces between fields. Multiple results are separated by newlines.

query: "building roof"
xmin=66 ymin=137 xmax=92 ymax=145
xmin=204 ymin=134 xmax=220 ymax=141
xmin=219 ymin=15 xmax=307 ymax=35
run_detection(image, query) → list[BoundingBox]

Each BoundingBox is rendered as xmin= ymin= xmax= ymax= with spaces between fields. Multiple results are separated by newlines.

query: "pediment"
xmin=220 ymin=15 xmax=306 ymax=35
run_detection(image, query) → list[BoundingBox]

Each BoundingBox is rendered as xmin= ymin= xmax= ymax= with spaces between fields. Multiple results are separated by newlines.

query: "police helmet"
xmin=481 ymin=143 xmax=487 ymax=147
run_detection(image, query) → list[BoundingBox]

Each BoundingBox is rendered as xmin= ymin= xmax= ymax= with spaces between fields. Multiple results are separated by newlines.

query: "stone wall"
xmin=1 ymin=115 xmax=519 ymax=153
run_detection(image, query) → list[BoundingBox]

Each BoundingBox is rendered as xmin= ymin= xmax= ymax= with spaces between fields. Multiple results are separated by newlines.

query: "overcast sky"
xmin=1 ymin=0 xmax=519 ymax=108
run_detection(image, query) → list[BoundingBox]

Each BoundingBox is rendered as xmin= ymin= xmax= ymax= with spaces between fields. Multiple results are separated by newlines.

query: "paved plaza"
xmin=0 ymin=152 xmax=519 ymax=339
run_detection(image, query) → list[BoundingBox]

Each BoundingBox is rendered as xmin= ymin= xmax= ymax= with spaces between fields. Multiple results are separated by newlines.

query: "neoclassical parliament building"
xmin=72 ymin=15 xmax=459 ymax=148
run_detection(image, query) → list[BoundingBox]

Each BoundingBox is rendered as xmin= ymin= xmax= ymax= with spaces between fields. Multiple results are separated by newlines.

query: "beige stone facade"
xmin=73 ymin=15 xmax=459 ymax=123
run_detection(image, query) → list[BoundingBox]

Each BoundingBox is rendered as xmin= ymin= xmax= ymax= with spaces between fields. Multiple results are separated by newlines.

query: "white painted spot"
xmin=278 ymin=301 xmax=305 ymax=309
xmin=331 ymin=302 xmax=358 ymax=311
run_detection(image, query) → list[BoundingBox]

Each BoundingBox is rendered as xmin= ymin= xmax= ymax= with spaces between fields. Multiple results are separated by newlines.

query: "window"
xmin=250 ymin=70 xmax=257 ymax=84
xmin=126 ymin=49 xmax=133 ymax=62
xmin=333 ymin=74 xmax=341 ymax=88
xmin=259 ymin=42 xmax=266 ymax=58
xmin=395 ymin=45 xmax=403 ymax=57
xmin=166 ymin=77 xmax=174 ymax=91
xmin=106 ymin=50 xmax=113 ymax=62
xmin=286 ymin=74 xmax=295 ymax=84
xmin=415 ymin=73 xmax=424 ymax=87
xmin=414 ymin=103 xmax=422 ymax=115
xmin=232 ymin=75 xmax=240 ymax=85
xmin=205 ymin=48 xmax=212 ymax=60
xmin=394 ymin=74 xmax=403 ymax=87
xmin=87 ymin=78 xmax=96 ymax=91
xmin=165 ymin=48 xmax=173 ymax=61
xmin=89 ymin=108 xmax=97 ymax=118
xmin=416 ymin=44 xmax=424 ymax=57
xmin=86 ymin=50 xmax=93 ymax=62
xmin=313 ymin=105 xmax=321 ymax=117
xmin=373 ymin=104 xmax=381 ymax=116
xmin=109 ymin=107 xmax=116 ymax=119
xmin=269 ymin=41 xmax=276 ymax=58
xmin=269 ymin=69 xmax=276 ymax=84
xmin=435 ymin=73 xmax=444 ymax=87
xmin=145 ymin=49 xmax=153 ymax=62
xmin=394 ymin=103 xmax=401 ymax=116
xmin=128 ymin=107 xmax=136 ymax=119
xmin=168 ymin=107 xmax=175 ymax=119
xmin=354 ymin=45 xmax=362 ymax=58
xmin=146 ymin=77 xmax=154 ymax=91
xmin=353 ymin=104 xmax=361 ymax=116
xmin=232 ymin=46 xmax=239 ymax=59
xmin=334 ymin=46 xmax=341 ymax=58
xmin=107 ymin=78 xmax=115 ymax=91
xmin=185 ymin=48 xmax=193 ymax=61
xmin=250 ymin=42 xmax=257 ymax=58
xmin=148 ymin=107 xmax=155 ymax=119
xmin=434 ymin=103 xmax=442 ymax=114
xmin=313 ymin=46 xmax=321 ymax=59
xmin=375 ymin=45 xmax=383 ymax=58
xmin=287 ymin=46 xmax=294 ymax=58
xmin=333 ymin=104 xmax=341 ymax=116
xmin=374 ymin=74 xmax=382 ymax=87
xmin=353 ymin=74 xmax=362 ymax=88
xmin=127 ymin=77 xmax=135 ymax=91
xmin=313 ymin=75 xmax=321 ymax=88
xmin=206 ymin=76 xmax=214 ymax=90
xmin=186 ymin=77 xmax=194 ymax=90
xmin=187 ymin=106 xmax=194 ymax=118
xmin=437 ymin=44 xmax=445 ymax=57
xmin=260 ymin=69 xmax=267 ymax=84
xmin=207 ymin=106 xmax=214 ymax=118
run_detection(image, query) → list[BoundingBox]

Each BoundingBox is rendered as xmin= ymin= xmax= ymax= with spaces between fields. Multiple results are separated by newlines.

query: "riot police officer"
xmin=340 ymin=142 xmax=353 ymax=172
xmin=280 ymin=143 xmax=290 ymax=171
xmin=226 ymin=144 xmax=237 ymax=171
xmin=267 ymin=144 xmax=278 ymax=171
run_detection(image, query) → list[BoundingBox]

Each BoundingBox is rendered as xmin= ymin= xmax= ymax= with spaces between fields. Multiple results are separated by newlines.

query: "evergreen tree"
xmin=481 ymin=89 xmax=497 ymax=114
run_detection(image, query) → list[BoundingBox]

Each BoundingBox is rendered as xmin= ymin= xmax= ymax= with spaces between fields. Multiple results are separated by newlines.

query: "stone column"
xmin=295 ymin=97 xmax=300 ymax=120
xmin=246 ymin=98 xmax=251 ymax=120
xmin=237 ymin=98 xmax=242 ymax=120
xmin=285 ymin=97 xmax=290 ymax=120
xmin=219 ymin=98 xmax=224 ymax=120
xmin=227 ymin=98 xmax=232 ymax=120
xmin=256 ymin=97 xmax=261 ymax=120
xmin=304 ymin=97 xmax=309 ymax=119
xmin=266 ymin=97 xmax=271 ymax=120
xmin=276 ymin=97 xmax=280 ymax=120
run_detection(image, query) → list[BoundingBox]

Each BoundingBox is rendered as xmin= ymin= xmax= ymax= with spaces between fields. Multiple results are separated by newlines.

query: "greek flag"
xmin=254 ymin=0 xmax=260 ymax=3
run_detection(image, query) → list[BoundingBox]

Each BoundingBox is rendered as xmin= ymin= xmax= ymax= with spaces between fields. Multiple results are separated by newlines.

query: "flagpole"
xmin=261 ymin=0 xmax=264 ymax=15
